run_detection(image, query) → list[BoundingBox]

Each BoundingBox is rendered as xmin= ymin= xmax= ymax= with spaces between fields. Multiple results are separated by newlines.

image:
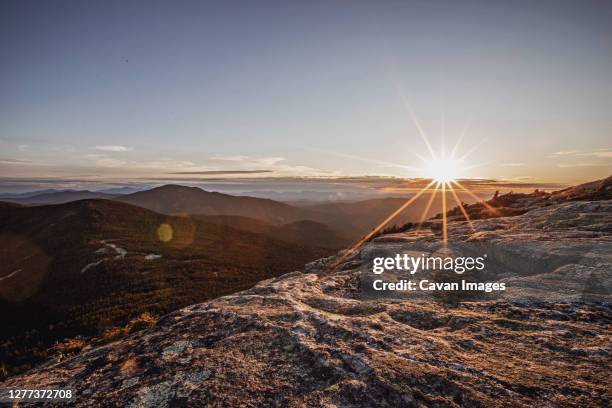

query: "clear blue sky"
xmin=1 ymin=0 xmax=611 ymax=184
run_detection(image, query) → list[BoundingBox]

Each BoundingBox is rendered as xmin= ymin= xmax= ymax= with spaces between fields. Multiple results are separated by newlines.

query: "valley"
xmin=0 ymin=198 xmax=335 ymax=378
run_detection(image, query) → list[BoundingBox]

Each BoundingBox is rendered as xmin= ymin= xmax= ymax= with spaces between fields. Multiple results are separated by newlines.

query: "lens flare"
xmin=157 ymin=223 xmax=173 ymax=242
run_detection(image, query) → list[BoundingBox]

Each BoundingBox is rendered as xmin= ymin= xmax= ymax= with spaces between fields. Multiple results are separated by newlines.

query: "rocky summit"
xmin=3 ymin=201 xmax=611 ymax=407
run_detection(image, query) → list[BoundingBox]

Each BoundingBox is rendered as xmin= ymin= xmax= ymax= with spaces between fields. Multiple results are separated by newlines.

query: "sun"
xmin=423 ymin=157 xmax=462 ymax=183
xmin=325 ymin=104 xmax=489 ymax=272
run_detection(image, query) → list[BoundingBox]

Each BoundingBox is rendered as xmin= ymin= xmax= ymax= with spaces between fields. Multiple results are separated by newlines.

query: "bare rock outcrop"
xmin=3 ymin=201 xmax=611 ymax=407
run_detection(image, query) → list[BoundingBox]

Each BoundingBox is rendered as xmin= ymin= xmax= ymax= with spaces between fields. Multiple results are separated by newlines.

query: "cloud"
xmin=95 ymin=158 xmax=127 ymax=167
xmin=550 ymin=148 xmax=612 ymax=159
xmin=550 ymin=150 xmax=578 ymax=157
xmin=84 ymin=155 xmax=197 ymax=170
xmin=205 ymin=155 xmax=324 ymax=176
xmin=576 ymin=149 xmax=612 ymax=159
xmin=95 ymin=145 xmax=133 ymax=152
xmin=557 ymin=163 xmax=605 ymax=168
xmin=0 ymin=157 xmax=47 ymax=166
xmin=169 ymin=170 xmax=273 ymax=175
xmin=208 ymin=155 xmax=285 ymax=166
xmin=501 ymin=163 xmax=525 ymax=167
xmin=0 ymin=175 xmax=572 ymax=201
xmin=549 ymin=148 xmax=612 ymax=168
xmin=138 ymin=159 xmax=197 ymax=169
xmin=207 ymin=155 xmax=250 ymax=162
xmin=18 ymin=144 xmax=28 ymax=152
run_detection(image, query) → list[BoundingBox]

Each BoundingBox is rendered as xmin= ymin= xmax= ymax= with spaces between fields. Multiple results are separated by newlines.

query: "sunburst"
xmin=327 ymin=106 xmax=491 ymax=273
xmin=422 ymin=157 xmax=462 ymax=184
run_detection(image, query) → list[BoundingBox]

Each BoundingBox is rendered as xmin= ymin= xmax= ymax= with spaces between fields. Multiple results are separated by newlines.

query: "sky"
xmin=1 ymin=0 xmax=611 ymax=190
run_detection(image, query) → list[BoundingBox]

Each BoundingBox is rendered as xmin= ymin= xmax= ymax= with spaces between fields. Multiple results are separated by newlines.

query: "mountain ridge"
xmin=115 ymin=184 xmax=318 ymax=226
xmin=2 ymin=190 xmax=119 ymax=205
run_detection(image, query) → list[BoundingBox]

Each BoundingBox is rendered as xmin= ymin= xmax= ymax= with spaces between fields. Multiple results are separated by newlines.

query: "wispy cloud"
xmin=95 ymin=145 xmax=133 ymax=152
xmin=550 ymin=148 xmax=612 ymax=158
xmin=208 ymin=155 xmax=284 ymax=166
xmin=206 ymin=155 xmax=325 ymax=176
xmin=138 ymin=159 xmax=197 ymax=169
xmin=549 ymin=148 xmax=612 ymax=168
xmin=169 ymin=170 xmax=273 ymax=175
xmin=501 ymin=162 xmax=525 ymax=167
xmin=557 ymin=162 xmax=605 ymax=168
xmin=550 ymin=150 xmax=578 ymax=157
xmin=95 ymin=158 xmax=127 ymax=167
xmin=0 ymin=157 xmax=48 ymax=166
xmin=84 ymin=155 xmax=197 ymax=170
xmin=17 ymin=144 xmax=28 ymax=152
xmin=576 ymin=149 xmax=612 ymax=159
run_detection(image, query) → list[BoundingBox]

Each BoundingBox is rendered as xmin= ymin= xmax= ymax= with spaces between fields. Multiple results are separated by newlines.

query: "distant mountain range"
xmin=0 ymin=186 xmax=146 ymax=204
xmin=192 ymin=215 xmax=351 ymax=249
xmin=1 ymin=190 xmax=118 ymax=204
xmin=115 ymin=185 xmax=465 ymax=237
xmin=115 ymin=184 xmax=318 ymax=225
xmin=1 ymin=185 xmax=480 ymax=236
xmin=303 ymin=196 xmax=446 ymax=233
xmin=0 ymin=189 xmax=72 ymax=199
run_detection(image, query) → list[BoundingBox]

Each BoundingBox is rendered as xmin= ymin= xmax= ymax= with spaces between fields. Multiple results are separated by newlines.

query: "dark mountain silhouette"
xmin=303 ymin=194 xmax=480 ymax=235
xmin=0 ymin=189 xmax=70 ymax=199
xmin=98 ymin=186 xmax=147 ymax=195
xmin=3 ymin=185 xmax=490 ymax=243
xmin=115 ymin=185 xmax=320 ymax=225
xmin=0 ymin=201 xmax=23 ymax=209
xmin=193 ymin=215 xmax=352 ymax=249
xmin=3 ymin=190 xmax=118 ymax=205
xmin=116 ymin=184 xmax=485 ymax=240
xmin=0 ymin=199 xmax=333 ymax=378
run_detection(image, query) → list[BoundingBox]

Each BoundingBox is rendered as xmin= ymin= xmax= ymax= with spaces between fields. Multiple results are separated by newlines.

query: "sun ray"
xmin=448 ymin=184 xmax=475 ymax=230
xmin=328 ymin=179 xmax=437 ymax=272
xmin=458 ymin=137 xmax=487 ymax=162
xmin=316 ymin=99 xmax=490 ymax=272
xmin=410 ymin=150 xmax=429 ymax=163
xmin=441 ymin=182 xmax=448 ymax=243
xmin=397 ymin=92 xmax=437 ymax=160
xmin=415 ymin=181 xmax=440 ymax=232
xmin=450 ymin=116 xmax=471 ymax=160
xmin=452 ymin=180 xmax=500 ymax=216
xmin=308 ymin=147 xmax=422 ymax=172
xmin=460 ymin=162 xmax=489 ymax=171
xmin=440 ymin=107 xmax=446 ymax=159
